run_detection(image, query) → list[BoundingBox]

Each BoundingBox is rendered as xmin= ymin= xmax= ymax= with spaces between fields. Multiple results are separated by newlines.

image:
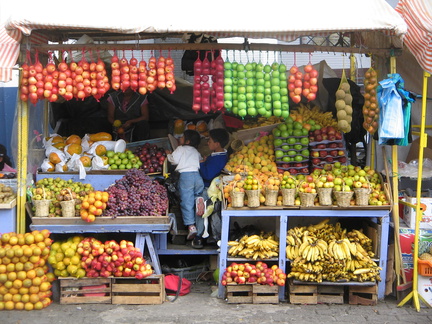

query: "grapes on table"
xmin=104 ymin=169 xmax=168 ymax=217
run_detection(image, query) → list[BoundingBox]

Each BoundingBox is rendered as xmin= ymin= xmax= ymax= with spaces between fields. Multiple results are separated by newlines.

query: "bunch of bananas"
xmin=228 ymin=232 xmax=279 ymax=260
xmin=241 ymin=116 xmax=283 ymax=129
xmin=347 ymin=229 xmax=374 ymax=257
xmin=286 ymin=219 xmax=381 ymax=283
xmin=291 ymin=103 xmax=338 ymax=129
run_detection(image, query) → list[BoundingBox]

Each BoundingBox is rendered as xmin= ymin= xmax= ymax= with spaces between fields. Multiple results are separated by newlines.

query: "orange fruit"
xmin=65 ymin=134 xmax=82 ymax=145
xmin=29 ymin=293 xmax=40 ymax=304
xmin=4 ymin=300 xmax=14 ymax=310
xmin=24 ymin=302 xmax=34 ymax=310
xmin=66 ymin=143 xmax=83 ymax=155
xmin=14 ymin=301 xmax=24 ymax=310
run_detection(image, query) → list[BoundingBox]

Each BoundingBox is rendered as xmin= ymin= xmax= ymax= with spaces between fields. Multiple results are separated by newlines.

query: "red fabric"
xmin=164 ymin=274 xmax=192 ymax=296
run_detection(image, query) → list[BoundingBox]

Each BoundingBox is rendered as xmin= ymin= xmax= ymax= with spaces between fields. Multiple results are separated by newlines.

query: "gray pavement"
xmin=2 ymin=281 xmax=432 ymax=324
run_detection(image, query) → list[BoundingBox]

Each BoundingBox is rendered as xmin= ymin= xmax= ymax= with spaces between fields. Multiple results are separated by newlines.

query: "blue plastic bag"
xmin=377 ymin=74 xmax=404 ymax=145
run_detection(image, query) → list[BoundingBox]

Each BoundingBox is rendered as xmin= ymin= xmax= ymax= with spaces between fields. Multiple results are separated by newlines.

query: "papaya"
xmin=46 ymin=162 xmax=55 ymax=172
xmin=95 ymin=144 xmax=107 ymax=157
xmin=79 ymin=156 xmax=92 ymax=168
xmin=49 ymin=153 xmax=61 ymax=165
xmin=50 ymin=136 xmax=64 ymax=145
xmin=66 ymin=143 xmax=83 ymax=156
xmin=173 ymin=119 xmax=185 ymax=134
xmin=65 ymin=134 xmax=82 ymax=145
xmin=89 ymin=132 xmax=112 ymax=142
xmin=52 ymin=142 xmax=66 ymax=150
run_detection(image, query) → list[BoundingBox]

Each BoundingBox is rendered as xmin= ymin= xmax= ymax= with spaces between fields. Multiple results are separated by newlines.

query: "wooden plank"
xmin=225 ymin=285 xmax=253 ymax=304
xmin=348 ymin=285 xmax=377 ymax=306
xmin=289 ymin=294 xmax=318 ymax=305
xmin=59 ymin=277 xmax=112 ymax=304
xmin=317 ymin=285 xmax=345 ymax=304
xmin=0 ymin=198 xmax=16 ymax=209
xmin=111 ymin=275 xmax=164 ymax=305
xmin=252 ymin=285 xmax=279 ymax=304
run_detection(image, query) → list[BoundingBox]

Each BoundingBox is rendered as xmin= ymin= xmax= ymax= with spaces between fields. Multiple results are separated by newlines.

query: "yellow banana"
xmin=228 ymin=241 xmax=239 ymax=246
xmin=353 ymin=268 xmax=371 ymax=275
xmin=303 ymin=245 xmax=311 ymax=260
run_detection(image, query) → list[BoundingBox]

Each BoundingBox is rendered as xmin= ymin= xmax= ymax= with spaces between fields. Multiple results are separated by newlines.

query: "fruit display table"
xmin=217 ymin=207 xmax=390 ymax=301
xmin=0 ymin=198 xmax=17 ymax=234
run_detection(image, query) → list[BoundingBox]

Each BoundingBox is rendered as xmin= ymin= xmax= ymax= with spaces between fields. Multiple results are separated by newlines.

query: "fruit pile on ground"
xmin=0 ymin=230 xmax=55 ymax=311
xmin=48 ymin=236 xmax=85 ymax=278
xmin=286 ymin=219 xmax=381 ymax=283
xmin=31 ymin=178 xmax=94 ymax=217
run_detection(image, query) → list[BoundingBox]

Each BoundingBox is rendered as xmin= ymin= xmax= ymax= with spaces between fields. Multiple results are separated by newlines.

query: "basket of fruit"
xmin=32 ymin=187 xmax=51 ymax=217
xmin=59 ymin=188 xmax=76 ymax=217
xmin=280 ymin=175 xmax=297 ymax=206
xmin=315 ymin=173 xmax=335 ymax=206
xmin=333 ymin=181 xmax=353 ymax=207
xmin=230 ymin=178 xmax=245 ymax=208
xmin=353 ymin=178 xmax=371 ymax=206
xmin=264 ymin=177 xmax=280 ymax=207
xmin=298 ymin=176 xmax=317 ymax=207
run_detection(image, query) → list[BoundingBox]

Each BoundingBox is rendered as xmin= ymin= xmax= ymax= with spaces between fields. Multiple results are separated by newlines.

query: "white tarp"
xmin=0 ymin=0 xmax=407 ymax=81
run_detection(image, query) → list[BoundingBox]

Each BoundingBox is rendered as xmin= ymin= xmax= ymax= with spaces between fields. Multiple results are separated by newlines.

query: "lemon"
xmin=113 ymin=120 xmax=122 ymax=127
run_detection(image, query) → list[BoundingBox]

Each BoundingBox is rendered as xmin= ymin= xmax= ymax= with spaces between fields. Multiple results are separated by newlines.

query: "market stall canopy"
xmin=0 ymin=0 xmax=407 ymax=82
xmin=395 ymin=0 xmax=432 ymax=74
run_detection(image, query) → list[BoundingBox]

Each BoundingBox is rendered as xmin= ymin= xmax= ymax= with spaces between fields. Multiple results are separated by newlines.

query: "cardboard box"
xmin=399 ymin=226 xmax=432 ymax=255
xmin=406 ymin=136 xmax=432 ymax=163
xmin=418 ymin=275 xmax=432 ymax=307
xmin=403 ymin=194 xmax=432 ymax=229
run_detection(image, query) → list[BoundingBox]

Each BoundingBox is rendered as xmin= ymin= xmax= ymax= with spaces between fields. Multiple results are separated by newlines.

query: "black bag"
xmin=181 ymin=33 xmax=220 ymax=76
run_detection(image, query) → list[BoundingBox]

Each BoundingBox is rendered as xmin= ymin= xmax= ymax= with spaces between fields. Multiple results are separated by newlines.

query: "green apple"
xmin=126 ymin=163 xmax=132 ymax=169
xmin=237 ymin=94 xmax=246 ymax=102
xmin=272 ymin=71 xmax=280 ymax=79
xmin=272 ymin=93 xmax=281 ymax=101
xmin=283 ymin=156 xmax=291 ymax=162
xmin=224 ymin=93 xmax=232 ymax=101
xmin=224 ymin=62 xmax=232 ymax=69
xmin=279 ymin=63 xmax=287 ymax=72
xmin=264 ymin=102 xmax=272 ymax=110
xmin=238 ymin=109 xmax=247 ymax=117
xmin=247 ymin=108 xmax=257 ymax=116
xmin=224 ymin=85 xmax=232 ymax=93
xmin=237 ymin=71 xmax=245 ymax=79
xmin=264 ymin=110 xmax=273 ymax=118
xmin=255 ymin=93 xmax=264 ymax=101
xmin=256 ymin=78 xmax=265 ymax=86
xmin=107 ymin=151 xmax=115 ymax=158
xmin=300 ymin=137 xmax=309 ymax=146
xmin=275 ymin=150 xmax=284 ymax=158
xmin=238 ymin=102 xmax=247 ymax=110
xmin=280 ymin=88 xmax=288 ymax=96
xmin=232 ymin=77 xmax=238 ymax=84
xmin=271 ymin=85 xmax=281 ymax=93
xmin=246 ymin=86 xmax=254 ymax=93
xmin=224 ymin=101 xmax=233 ymax=109
xmin=255 ymin=71 xmax=264 ymax=79
xmin=258 ymin=107 xmax=267 ymax=115
xmin=247 ymin=100 xmax=255 ymax=108
xmin=224 ymin=70 xmax=233 ymax=78
xmin=282 ymin=145 xmax=290 ymax=151
xmin=231 ymin=107 xmax=238 ymax=114
xmin=273 ymin=109 xmax=282 ymax=117
xmin=294 ymin=144 xmax=303 ymax=150
xmin=265 ymin=94 xmax=272 ymax=103
xmin=245 ymin=93 xmax=254 ymax=101
xmin=281 ymin=110 xmax=289 ymax=119
xmin=238 ymin=86 xmax=246 ymax=94
xmin=246 ymin=78 xmax=255 ymax=86
xmin=273 ymin=101 xmax=282 ymax=109
xmin=238 ymin=79 xmax=246 ymax=86
xmin=245 ymin=63 xmax=253 ymax=71
xmin=301 ymin=149 xmax=309 ymax=156
xmin=264 ymin=73 xmax=271 ymax=81
xmin=245 ymin=71 xmax=254 ymax=79
xmin=279 ymin=73 xmax=287 ymax=81
xmin=224 ymin=78 xmax=233 ymax=86
xmin=255 ymin=63 xmax=264 ymax=72
xmin=273 ymin=129 xmax=282 ymax=137
xmin=287 ymin=150 xmax=297 ymax=157
xmin=256 ymin=102 xmax=264 ymax=109
xmin=236 ymin=64 xmax=245 ymax=72
xmin=264 ymin=88 xmax=272 ymax=95
xmin=271 ymin=62 xmax=280 ymax=71
xmin=264 ymin=65 xmax=272 ymax=73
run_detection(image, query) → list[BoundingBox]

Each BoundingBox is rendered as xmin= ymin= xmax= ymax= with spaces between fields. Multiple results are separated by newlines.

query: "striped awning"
xmin=0 ymin=24 xmax=20 ymax=82
xmin=395 ymin=0 xmax=432 ymax=74
xmin=0 ymin=0 xmax=407 ymax=82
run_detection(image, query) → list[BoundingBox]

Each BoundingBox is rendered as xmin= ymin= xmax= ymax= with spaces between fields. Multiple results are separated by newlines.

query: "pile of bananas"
xmin=241 ymin=116 xmax=283 ymax=129
xmin=291 ymin=103 xmax=338 ymax=129
xmin=228 ymin=232 xmax=279 ymax=260
xmin=286 ymin=218 xmax=381 ymax=283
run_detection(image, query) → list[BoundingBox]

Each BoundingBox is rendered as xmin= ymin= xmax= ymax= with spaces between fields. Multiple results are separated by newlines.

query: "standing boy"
xmin=166 ymin=130 xmax=204 ymax=241
xmin=193 ymin=128 xmax=230 ymax=248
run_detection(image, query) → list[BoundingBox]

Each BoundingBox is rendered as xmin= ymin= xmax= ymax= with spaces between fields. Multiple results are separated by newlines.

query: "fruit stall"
xmin=3 ymin=0 xmax=431 ymax=310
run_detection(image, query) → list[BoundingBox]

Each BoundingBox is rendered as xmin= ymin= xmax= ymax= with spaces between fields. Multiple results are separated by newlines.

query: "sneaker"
xmin=192 ymin=236 xmax=204 ymax=249
xmin=187 ymin=225 xmax=197 ymax=240
xmin=196 ymin=197 xmax=205 ymax=217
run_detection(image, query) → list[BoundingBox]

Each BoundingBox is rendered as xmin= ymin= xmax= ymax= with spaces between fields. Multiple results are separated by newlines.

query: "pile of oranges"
xmin=0 ymin=230 xmax=55 ymax=311
xmin=79 ymin=190 xmax=109 ymax=222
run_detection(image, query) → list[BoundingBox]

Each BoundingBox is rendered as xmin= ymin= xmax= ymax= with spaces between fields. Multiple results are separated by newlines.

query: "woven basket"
xmin=354 ymin=188 xmax=371 ymax=206
xmin=317 ymin=187 xmax=333 ymax=206
xmin=334 ymin=191 xmax=354 ymax=207
xmin=299 ymin=192 xmax=317 ymax=207
xmin=32 ymin=187 xmax=51 ymax=217
xmin=230 ymin=190 xmax=245 ymax=208
xmin=265 ymin=189 xmax=279 ymax=206
xmin=245 ymin=190 xmax=260 ymax=208
xmin=281 ymin=188 xmax=296 ymax=206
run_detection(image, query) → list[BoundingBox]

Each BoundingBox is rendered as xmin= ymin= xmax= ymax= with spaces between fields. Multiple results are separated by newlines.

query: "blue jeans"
xmin=178 ymin=172 xmax=204 ymax=226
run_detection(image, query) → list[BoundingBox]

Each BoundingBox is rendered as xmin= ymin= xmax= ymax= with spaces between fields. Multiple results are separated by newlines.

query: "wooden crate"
xmin=317 ymin=285 xmax=345 ymax=304
xmin=288 ymin=282 xmax=318 ymax=304
xmin=253 ymin=285 xmax=279 ymax=304
xmin=348 ymin=285 xmax=377 ymax=306
xmin=225 ymin=284 xmax=253 ymax=304
xmin=59 ymin=277 xmax=112 ymax=305
xmin=111 ymin=274 xmax=165 ymax=305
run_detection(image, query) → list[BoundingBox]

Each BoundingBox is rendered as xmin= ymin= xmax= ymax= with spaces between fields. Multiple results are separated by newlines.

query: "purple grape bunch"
xmin=104 ymin=169 xmax=168 ymax=217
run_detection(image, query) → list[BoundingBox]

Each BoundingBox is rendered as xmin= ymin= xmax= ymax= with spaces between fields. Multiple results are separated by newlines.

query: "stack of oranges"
xmin=79 ymin=191 xmax=109 ymax=222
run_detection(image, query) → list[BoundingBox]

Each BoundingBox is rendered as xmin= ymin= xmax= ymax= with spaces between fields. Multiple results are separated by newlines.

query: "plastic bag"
xmin=377 ymin=74 xmax=405 ymax=145
xmin=165 ymin=274 xmax=192 ymax=297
